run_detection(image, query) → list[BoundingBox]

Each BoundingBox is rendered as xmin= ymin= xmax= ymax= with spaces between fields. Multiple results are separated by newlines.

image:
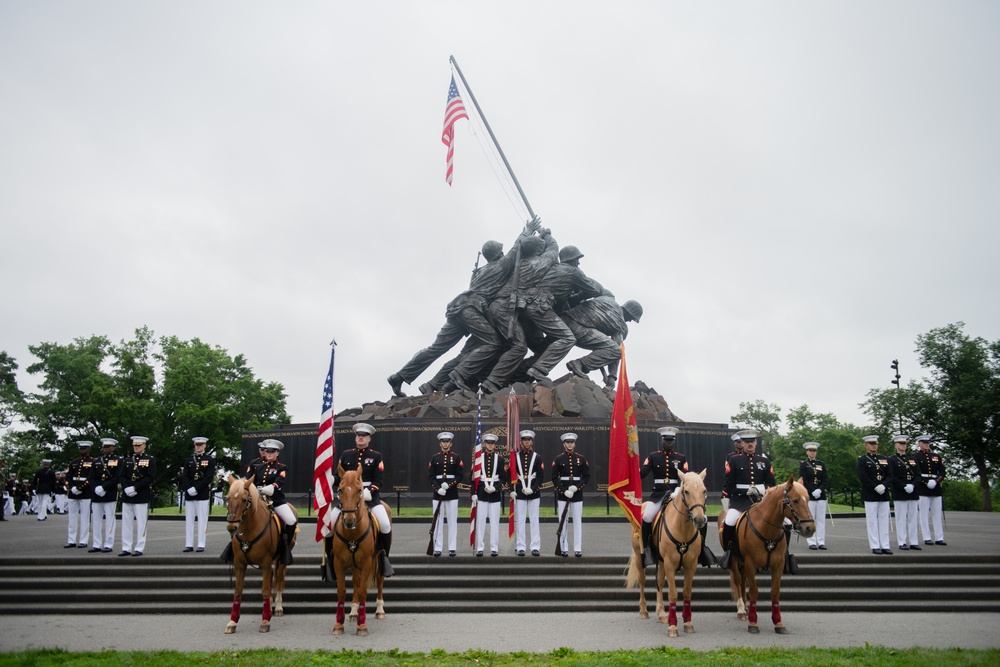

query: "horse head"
xmin=225 ymin=474 xmax=254 ymax=536
xmin=337 ymin=463 xmax=366 ymax=530
xmin=676 ymin=469 xmax=709 ymax=530
xmin=781 ymin=474 xmax=816 ymax=538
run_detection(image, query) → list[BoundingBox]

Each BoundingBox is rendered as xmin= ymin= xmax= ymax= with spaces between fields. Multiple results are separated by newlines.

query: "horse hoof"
xmin=775 ymin=625 xmax=788 ymax=635
xmin=737 ymin=612 xmax=748 ymax=621
xmin=332 ymin=626 xmax=345 ymax=635
xmin=639 ymin=611 xmax=649 ymax=620
xmin=656 ymin=615 xmax=668 ymax=624
xmin=258 ymin=624 xmax=270 ymax=633
xmin=748 ymin=625 xmax=760 ymax=634
xmin=376 ymin=612 xmax=386 ymax=620
xmin=224 ymin=623 xmax=237 ymax=635
xmin=684 ymin=624 xmax=695 ymax=634
xmin=356 ymin=626 xmax=369 ymax=637
xmin=668 ymin=627 xmax=679 ymax=638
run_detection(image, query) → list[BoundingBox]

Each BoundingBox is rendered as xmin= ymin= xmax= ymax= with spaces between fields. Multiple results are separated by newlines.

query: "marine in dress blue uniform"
xmin=552 ymin=432 xmax=590 ymax=557
xmin=428 ymin=431 xmax=464 ymax=556
xmin=89 ymin=438 xmax=122 ymax=552
xmin=888 ymin=435 xmax=921 ymax=550
xmin=857 ymin=434 xmax=892 ymax=554
xmin=913 ymin=434 xmax=946 ymax=545
xmin=799 ymin=442 xmax=828 ymax=550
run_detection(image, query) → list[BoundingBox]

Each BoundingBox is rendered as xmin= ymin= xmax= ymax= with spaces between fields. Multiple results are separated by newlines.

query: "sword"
xmin=426 ymin=499 xmax=444 ymax=556
xmin=554 ymin=497 xmax=571 ymax=556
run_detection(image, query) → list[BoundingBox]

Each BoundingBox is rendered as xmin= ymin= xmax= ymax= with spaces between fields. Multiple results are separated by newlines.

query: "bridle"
xmin=782 ymin=486 xmax=815 ymax=535
xmin=332 ymin=478 xmax=374 ymax=569
xmin=226 ymin=481 xmax=273 ymax=557
xmin=659 ymin=479 xmax=707 ymax=557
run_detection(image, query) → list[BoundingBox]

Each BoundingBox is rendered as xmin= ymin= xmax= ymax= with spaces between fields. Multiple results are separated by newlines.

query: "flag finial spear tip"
xmin=329 ymin=338 xmax=337 ymax=347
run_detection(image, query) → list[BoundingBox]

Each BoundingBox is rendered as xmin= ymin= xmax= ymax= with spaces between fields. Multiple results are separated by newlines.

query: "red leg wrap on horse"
xmin=336 ymin=601 xmax=346 ymax=624
xmin=748 ymin=599 xmax=758 ymax=624
xmin=230 ymin=599 xmax=241 ymax=622
xmin=771 ymin=600 xmax=781 ymax=624
xmin=667 ymin=602 xmax=677 ymax=626
xmin=262 ymin=597 xmax=272 ymax=621
xmin=358 ymin=601 xmax=367 ymax=625
xmin=682 ymin=599 xmax=692 ymax=622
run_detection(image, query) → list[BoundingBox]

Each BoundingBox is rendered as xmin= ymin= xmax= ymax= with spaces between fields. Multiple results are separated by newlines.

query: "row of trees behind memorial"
xmin=0 ymin=326 xmax=289 ymax=502
xmin=732 ymin=323 xmax=999 ymax=512
xmin=2 ymin=322 xmax=996 ymax=510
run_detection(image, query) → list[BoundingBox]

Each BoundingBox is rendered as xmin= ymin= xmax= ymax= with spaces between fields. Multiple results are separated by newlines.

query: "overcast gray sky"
xmin=2 ymin=1 xmax=997 ymax=432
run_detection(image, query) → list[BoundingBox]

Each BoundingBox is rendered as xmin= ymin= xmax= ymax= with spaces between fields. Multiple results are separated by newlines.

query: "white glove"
xmin=436 ymin=487 xmax=447 ymax=496
xmin=187 ymin=487 xmax=197 ymax=496
xmin=812 ymin=488 xmax=821 ymax=499
xmin=363 ymin=488 xmax=372 ymax=502
xmin=484 ymin=485 xmax=496 ymax=494
xmin=904 ymin=483 xmax=914 ymax=494
xmin=510 ymin=491 xmax=517 ymax=500
xmin=567 ymin=485 xmax=578 ymax=494
xmin=928 ymin=479 xmax=937 ymax=490
xmin=564 ymin=489 xmax=575 ymax=499
xmin=71 ymin=486 xmax=79 ymax=495
xmin=522 ymin=486 xmax=533 ymax=496
xmin=439 ymin=482 xmax=449 ymax=492
xmin=260 ymin=484 xmax=275 ymax=497
xmin=125 ymin=487 xmax=137 ymax=497
xmin=875 ymin=484 xmax=886 ymax=495
xmin=94 ymin=486 xmax=106 ymax=498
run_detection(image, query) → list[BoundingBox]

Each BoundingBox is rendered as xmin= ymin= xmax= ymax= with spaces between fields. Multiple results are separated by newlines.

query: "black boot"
xmin=321 ymin=536 xmax=333 ymax=581
xmin=220 ymin=541 xmax=234 ymax=563
xmin=697 ymin=523 xmax=719 ymax=567
xmin=280 ymin=524 xmax=296 ymax=565
xmin=379 ymin=531 xmax=395 ymax=578
xmin=718 ymin=524 xmax=736 ymax=570
xmin=641 ymin=521 xmax=657 ymax=567
xmin=783 ymin=526 xmax=799 ymax=575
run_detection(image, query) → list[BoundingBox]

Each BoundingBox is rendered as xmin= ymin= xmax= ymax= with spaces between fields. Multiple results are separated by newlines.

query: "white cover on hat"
xmin=863 ymin=435 xmax=879 ymax=443
xmin=519 ymin=430 xmax=535 ymax=439
xmin=482 ymin=433 xmax=499 ymax=443
xmin=735 ymin=429 xmax=760 ymax=439
xmin=437 ymin=432 xmax=455 ymax=441
xmin=353 ymin=423 xmax=375 ymax=435
xmin=731 ymin=433 xmax=742 ymax=442
xmin=259 ymin=438 xmax=283 ymax=451
xmin=803 ymin=442 xmax=820 ymax=450
xmin=192 ymin=437 xmax=209 ymax=445
xmin=76 ymin=441 xmax=93 ymax=448
xmin=916 ymin=434 xmax=932 ymax=442
xmin=561 ymin=433 xmax=578 ymax=441
xmin=130 ymin=436 xmax=148 ymax=444
xmin=657 ymin=426 xmax=680 ymax=438
xmin=892 ymin=434 xmax=909 ymax=443
xmin=100 ymin=438 xmax=118 ymax=446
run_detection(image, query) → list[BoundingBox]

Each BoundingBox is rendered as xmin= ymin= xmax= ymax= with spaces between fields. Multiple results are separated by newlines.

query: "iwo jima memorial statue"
xmin=241 ymin=58 xmax=736 ymax=520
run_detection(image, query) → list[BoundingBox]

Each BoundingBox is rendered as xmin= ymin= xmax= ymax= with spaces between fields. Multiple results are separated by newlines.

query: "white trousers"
xmin=55 ymin=494 xmax=68 ymax=513
xmin=514 ymin=497 xmax=540 ymax=552
xmin=724 ymin=507 xmax=742 ymax=526
xmin=807 ymin=500 xmax=827 ymax=547
xmin=894 ymin=499 xmax=919 ymax=547
xmin=432 ymin=498 xmax=459 ymax=553
xmin=273 ymin=502 xmax=297 ymax=526
xmin=91 ymin=501 xmax=116 ymax=549
xmin=556 ymin=500 xmax=583 ymax=554
xmin=864 ymin=501 xmax=890 ymax=550
xmin=642 ymin=499 xmax=662 ymax=523
xmin=474 ymin=501 xmax=501 ymax=554
xmin=36 ymin=494 xmax=52 ymax=520
xmin=185 ymin=499 xmax=210 ymax=549
xmin=329 ymin=503 xmax=390 ymax=533
xmin=2 ymin=495 xmax=12 ymax=516
xmin=121 ymin=502 xmax=149 ymax=553
xmin=918 ymin=495 xmax=944 ymax=542
xmin=67 ymin=498 xmax=91 ymax=545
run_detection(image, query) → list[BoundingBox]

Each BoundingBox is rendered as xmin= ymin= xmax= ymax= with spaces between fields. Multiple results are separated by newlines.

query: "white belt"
xmin=559 ymin=476 xmax=581 ymax=481
xmin=435 ymin=475 xmax=457 ymax=480
xmin=736 ymin=484 xmax=751 ymax=489
xmin=653 ymin=479 xmax=666 ymax=484
xmin=921 ymin=474 xmax=936 ymax=478
xmin=362 ymin=481 xmax=371 ymax=487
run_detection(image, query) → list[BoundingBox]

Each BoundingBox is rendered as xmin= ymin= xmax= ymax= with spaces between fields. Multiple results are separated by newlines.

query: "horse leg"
xmin=332 ymin=561 xmax=346 ymax=635
xmin=771 ymin=568 xmax=787 ymax=634
xmin=682 ymin=553 xmax=695 ymax=634
xmin=665 ymin=559 xmax=679 ymax=638
xmin=259 ymin=558 xmax=273 ymax=633
xmin=349 ymin=602 xmax=359 ymax=621
xmin=654 ymin=562 xmax=667 ymax=624
xmin=746 ymin=565 xmax=760 ymax=634
xmin=354 ymin=567 xmax=369 ymax=636
xmin=273 ymin=562 xmax=285 ymax=617
xmin=375 ymin=573 xmax=386 ymax=620
xmin=225 ymin=558 xmax=245 ymax=634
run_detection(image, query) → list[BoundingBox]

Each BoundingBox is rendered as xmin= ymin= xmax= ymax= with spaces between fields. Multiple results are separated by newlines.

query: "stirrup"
xmin=718 ymin=550 xmax=733 ymax=570
xmin=380 ymin=553 xmax=395 ymax=578
xmin=643 ymin=546 xmax=657 ymax=568
xmin=699 ymin=544 xmax=719 ymax=567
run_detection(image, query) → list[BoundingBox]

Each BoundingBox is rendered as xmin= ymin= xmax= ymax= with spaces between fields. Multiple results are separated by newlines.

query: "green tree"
xmin=0 ymin=351 xmax=24 ymax=428
xmin=730 ymin=400 xmax=782 ymax=457
xmin=771 ymin=404 xmax=867 ymax=499
xmin=863 ymin=323 xmax=999 ymax=511
xmin=15 ymin=328 xmax=290 ymax=500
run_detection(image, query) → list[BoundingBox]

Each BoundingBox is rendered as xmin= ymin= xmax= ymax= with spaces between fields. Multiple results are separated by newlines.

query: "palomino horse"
xmin=325 ymin=464 xmax=389 ymax=636
xmin=717 ymin=475 xmax=815 ymax=634
xmin=626 ymin=470 xmax=709 ymax=637
xmin=223 ymin=474 xmax=297 ymax=634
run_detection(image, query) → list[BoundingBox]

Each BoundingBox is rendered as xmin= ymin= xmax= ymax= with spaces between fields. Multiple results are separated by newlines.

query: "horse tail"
xmin=625 ymin=536 xmax=642 ymax=589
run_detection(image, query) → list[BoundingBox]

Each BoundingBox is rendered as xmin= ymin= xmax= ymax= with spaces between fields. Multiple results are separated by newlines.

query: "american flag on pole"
xmin=506 ymin=389 xmax=519 ymax=538
xmin=468 ymin=390 xmax=483 ymax=547
xmin=313 ymin=342 xmax=337 ymax=541
xmin=442 ymin=74 xmax=468 ymax=186
xmin=608 ymin=344 xmax=643 ymax=531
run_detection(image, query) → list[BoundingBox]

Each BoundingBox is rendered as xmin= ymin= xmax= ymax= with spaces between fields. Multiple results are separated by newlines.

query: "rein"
xmin=659 ymin=483 xmax=706 ymax=557
xmin=226 ymin=486 xmax=276 ymax=564
xmin=332 ymin=489 xmax=376 ymax=571
xmin=743 ymin=486 xmax=814 ymax=570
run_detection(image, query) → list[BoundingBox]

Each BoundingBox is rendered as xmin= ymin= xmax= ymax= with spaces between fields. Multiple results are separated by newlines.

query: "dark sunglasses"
xmin=741 ymin=438 xmax=757 ymax=443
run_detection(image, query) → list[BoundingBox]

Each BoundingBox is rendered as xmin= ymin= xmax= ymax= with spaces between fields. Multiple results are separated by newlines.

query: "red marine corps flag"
xmin=506 ymin=389 xmax=520 ymax=539
xmin=608 ymin=344 xmax=643 ymax=531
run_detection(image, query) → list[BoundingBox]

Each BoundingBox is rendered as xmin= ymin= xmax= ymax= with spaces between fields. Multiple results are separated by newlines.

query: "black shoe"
xmin=101 ymin=548 xmax=112 ymax=553
xmin=516 ymin=550 xmax=525 ymax=557
xmin=935 ymin=540 xmax=947 ymax=545
xmin=560 ymin=550 xmax=568 ymax=557
xmin=87 ymin=547 xmax=101 ymax=553
xmin=899 ymin=544 xmax=909 ymax=550
xmin=448 ymin=550 xmax=456 ymax=557
xmin=818 ymin=545 xmax=827 ymax=550
xmin=882 ymin=549 xmax=893 ymax=555
xmin=77 ymin=543 xmax=86 ymax=548
xmin=387 ymin=373 xmax=405 ymax=397
xmin=909 ymin=544 xmax=922 ymax=550
xmin=531 ymin=549 xmax=540 ymax=557
xmin=808 ymin=544 xmax=818 ymax=550
xmin=476 ymin=551 xmax=483 ymax=557
xmin=183 ymin=547 xmax=194 ymax=553
xmin=872 ymin=549 xmax=881 ymax=555
xmin=433 ymin=551 xmax=441 ymax=557
xmin=924 ymin=540 xmax=933 ymax=545
xmin=118 ymin=551 xmax=131 ymax=557
xmin=575 ymin=551 xmax=583 ymax=558
xmin=784 ymin=552 xmax=800 ymax=574
xmin=196 ymin=547 xmax=204 ymax=552
xmin=491 ymin=551 xmax=498 ymax=557
xmin=132 ymin=551 xmax=142 ymax=557
xmin=64 ymin=544 xmax=76 ymax=549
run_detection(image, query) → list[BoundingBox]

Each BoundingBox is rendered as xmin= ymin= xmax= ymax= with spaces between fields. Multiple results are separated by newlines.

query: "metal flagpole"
xmin=449 ymin=55 xmax=536 ymax=220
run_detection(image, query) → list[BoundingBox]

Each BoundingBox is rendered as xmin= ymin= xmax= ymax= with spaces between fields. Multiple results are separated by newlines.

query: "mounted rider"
xmin=245 ymin=438 xmax=297 ymax=565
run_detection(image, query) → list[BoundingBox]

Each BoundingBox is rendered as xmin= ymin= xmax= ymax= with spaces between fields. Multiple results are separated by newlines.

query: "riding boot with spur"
xmin=718 ymin=523 xmax=736 ymax=570
xmin=641 ymin=521 xmax=657 ymax=568
xmin=280 ymin=524 xmax=296 ymax=565
xmin=783 ymin=526 xmax=799 ymax=575
xmin=379 ymin=531 xmax=395 ymax=578
xmin=697 ymin=523 xmax=719 ymax=567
